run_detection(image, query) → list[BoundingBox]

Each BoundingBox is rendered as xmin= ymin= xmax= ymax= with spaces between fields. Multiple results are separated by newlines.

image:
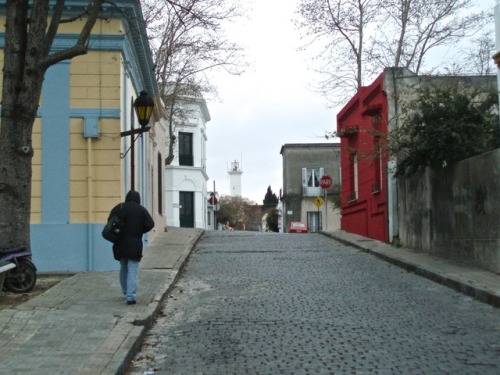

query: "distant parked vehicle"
xmin=288 ymin=222 xmax=308 ymax=233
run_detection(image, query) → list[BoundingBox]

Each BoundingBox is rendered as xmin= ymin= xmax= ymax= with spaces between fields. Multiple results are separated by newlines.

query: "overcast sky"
xmin=205 ymin=0 xmax=495 ymax=204
xmin=206 ymin=0 xmax=334 ymax=204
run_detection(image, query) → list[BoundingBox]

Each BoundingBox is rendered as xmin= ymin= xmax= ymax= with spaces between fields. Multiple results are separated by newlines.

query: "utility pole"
xmin=214 ymin=181 xmax=217 ymax=230
xmin=494 ymin=1 xmax=500 ymax=134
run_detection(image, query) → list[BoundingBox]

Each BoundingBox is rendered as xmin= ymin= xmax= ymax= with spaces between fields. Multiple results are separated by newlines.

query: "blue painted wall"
xmin=41 ymin=63 xmax=71 ymax=223
xmin=30 ymin=63 xmax=152 ymax=272
xmin=30 ymin=64 xmax=117 ymax=272
xmin=1 ymin=5 xmax=158 ymax=273
xmin=31 ymin=224 xmax=119 ymax=272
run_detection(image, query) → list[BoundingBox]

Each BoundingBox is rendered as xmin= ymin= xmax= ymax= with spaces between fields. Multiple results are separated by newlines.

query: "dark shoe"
xmin=127 ymin=300 xmax=136 ymax=305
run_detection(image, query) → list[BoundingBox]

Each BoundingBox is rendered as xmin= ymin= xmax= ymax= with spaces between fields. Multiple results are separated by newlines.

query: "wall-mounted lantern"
xmin=121 ymin=91 xmax=155 ymax=190
xmin=133 ymin=90 xmax=155 ymax=128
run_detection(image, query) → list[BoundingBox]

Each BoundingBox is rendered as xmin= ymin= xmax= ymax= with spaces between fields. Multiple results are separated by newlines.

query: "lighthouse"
xmin=228 ymin=160 xmax=243 ymax=197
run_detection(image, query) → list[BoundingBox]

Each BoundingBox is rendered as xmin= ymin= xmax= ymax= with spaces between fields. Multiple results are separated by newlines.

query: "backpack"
xmin=102 ymin=204 xmax=124 ymax=243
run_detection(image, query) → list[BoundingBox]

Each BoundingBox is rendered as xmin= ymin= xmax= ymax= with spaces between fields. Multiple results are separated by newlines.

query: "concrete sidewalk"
xmin=0 ymin=227 xmax=203 ymax=375
xmin=322 ymin=230 xmax=500 ymax=308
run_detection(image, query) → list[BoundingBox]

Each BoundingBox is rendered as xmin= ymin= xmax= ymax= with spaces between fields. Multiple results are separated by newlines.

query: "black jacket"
xmin=109 ymin=190 xmax=155 ymax=261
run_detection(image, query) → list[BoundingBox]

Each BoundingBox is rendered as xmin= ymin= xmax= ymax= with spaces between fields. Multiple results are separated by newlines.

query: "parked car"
xmin=288 ymin=222 xmax=308 ymax=233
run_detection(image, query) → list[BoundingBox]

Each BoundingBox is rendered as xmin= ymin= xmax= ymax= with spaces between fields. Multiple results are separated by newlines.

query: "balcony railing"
xmin=303 ymin=186 xmax=321 ymax=197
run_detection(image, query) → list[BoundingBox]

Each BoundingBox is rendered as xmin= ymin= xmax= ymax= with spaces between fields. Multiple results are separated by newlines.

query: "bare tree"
xmin=296 ymin=0 xmax=488 ymax=105
xmin=0 ymin=0 xmax=103 ymax=252
xmin=295 ymin=0 xmax=380 ymax=105
xmin=143 ymin=0 xmax=246 ymax=165
xmin=216 ymin=195 xmax=257 ymax=230
xmin=0 ymin=0 xmax=215 ymax=253
xmin=443 ymin=33 xmax=496 ymax=75
xmin=469 ymin=33 xmax=496 ymax=76
xmin=371 ymin=0 xmax=487 ymax=74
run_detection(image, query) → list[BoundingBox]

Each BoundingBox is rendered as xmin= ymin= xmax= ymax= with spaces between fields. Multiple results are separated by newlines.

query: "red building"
xmin=336 ymin=67 xmax=498 ymax=244
xmin=336 ymin=72 xmax=389 ymax=242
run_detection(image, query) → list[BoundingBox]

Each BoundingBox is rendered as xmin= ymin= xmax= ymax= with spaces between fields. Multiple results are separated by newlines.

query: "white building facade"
xmin=165 ymin=98 xmax=210 ymax=229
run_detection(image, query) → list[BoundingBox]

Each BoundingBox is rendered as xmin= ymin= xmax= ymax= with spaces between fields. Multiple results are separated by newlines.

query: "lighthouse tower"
xmin=228 ymin=160 xmax=243 ymax=197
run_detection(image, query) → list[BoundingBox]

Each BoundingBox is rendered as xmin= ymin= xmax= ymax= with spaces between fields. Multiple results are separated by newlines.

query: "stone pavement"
xmin=0 ymin=227 xmax=498 ymax=375
xmin=322 ymin=230 xmax=500 ymax=308
xmin=0 ymin=227 xmax=203 ymax=375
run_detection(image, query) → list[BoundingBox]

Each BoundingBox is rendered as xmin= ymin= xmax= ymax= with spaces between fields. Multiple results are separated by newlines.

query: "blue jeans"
xmin=119 ymin=259 xmax=139 ymax=302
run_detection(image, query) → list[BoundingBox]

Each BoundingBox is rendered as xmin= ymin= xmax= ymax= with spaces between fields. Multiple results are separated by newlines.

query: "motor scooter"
xmin=0 ymin=247 xmax=37 ymax=293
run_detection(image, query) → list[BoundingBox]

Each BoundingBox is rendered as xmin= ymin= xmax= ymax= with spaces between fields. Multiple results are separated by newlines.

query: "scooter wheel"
xmin=4 ymin=260 xmax=37 ymax=293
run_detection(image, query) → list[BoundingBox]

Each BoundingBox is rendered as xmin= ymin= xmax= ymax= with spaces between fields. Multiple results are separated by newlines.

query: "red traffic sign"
xmin=319 ymin=175 xmax=333 ymax=189
xmin=208 ymin=195 xmax=218 ymax=205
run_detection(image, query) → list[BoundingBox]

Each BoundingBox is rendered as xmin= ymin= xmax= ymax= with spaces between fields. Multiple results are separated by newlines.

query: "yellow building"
xmin=0 ymin=1 xmax=166 ymax=271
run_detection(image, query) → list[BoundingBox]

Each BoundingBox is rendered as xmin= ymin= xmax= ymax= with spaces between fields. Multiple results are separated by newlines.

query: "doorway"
xmin=179 ymin=191 xmax=194 ymax=228
xmin=307 ymin=211 xmax=322 ymax=233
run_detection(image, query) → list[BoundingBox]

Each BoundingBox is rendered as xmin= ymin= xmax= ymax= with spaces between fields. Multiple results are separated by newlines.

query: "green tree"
xmin=265 ymin=208 xmax=279 ymax=232
xmin=390 ymin=85 xmax=499 ymax=176
xmin=263 ymin=186 xmax=278 ymax=205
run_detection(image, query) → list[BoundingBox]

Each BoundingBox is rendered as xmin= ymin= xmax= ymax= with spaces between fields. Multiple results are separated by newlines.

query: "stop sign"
xmin=319 ymin=175 xmax=333 ymax=189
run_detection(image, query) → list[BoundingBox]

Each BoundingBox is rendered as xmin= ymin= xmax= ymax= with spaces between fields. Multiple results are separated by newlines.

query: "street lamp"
xmin=134 ymin=90 xmax=155 ymax=128
xmin=121 ymin=90 xmax=155 ymax=190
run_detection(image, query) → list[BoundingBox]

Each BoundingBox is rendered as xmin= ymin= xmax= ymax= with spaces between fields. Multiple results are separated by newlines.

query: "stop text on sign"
xmin=319 ymin=175 xmax=333 ymax=189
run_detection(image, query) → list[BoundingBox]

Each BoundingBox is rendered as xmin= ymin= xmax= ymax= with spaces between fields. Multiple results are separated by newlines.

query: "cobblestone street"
xmin=129 ymin=231 xmax=500 ymax=375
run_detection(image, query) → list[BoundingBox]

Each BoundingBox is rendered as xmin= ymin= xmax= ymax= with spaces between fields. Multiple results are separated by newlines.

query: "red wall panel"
xmin=337 ymin=72 xmax=389 ymax=242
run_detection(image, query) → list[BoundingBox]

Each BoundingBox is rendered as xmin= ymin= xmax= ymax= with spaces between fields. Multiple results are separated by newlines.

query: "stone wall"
xmin=397 ymin=149 xmax=500 ymax=273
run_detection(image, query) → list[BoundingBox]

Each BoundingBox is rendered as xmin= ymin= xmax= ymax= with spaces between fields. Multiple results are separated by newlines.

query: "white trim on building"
xmin=165 ymin=98 xmax=211 ymax=229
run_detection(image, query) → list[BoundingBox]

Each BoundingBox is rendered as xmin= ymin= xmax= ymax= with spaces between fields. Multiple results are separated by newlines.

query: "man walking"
xmin=109 ymin=190 xmax=154 ymax=305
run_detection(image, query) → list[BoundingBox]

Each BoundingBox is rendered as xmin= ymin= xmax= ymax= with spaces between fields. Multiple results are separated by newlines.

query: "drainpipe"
xmin=87 ymin=137 xmax=94 ymax=271
xmin=387 ymin=68 xmax=400 ymax=244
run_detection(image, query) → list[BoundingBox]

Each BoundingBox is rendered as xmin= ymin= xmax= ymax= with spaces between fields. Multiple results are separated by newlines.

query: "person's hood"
xmin=125 ymin=190 xmax=141 ymax=204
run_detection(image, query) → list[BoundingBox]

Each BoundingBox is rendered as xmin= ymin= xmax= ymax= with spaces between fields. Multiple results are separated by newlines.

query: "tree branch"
xmin=41 ymin=0 xmax=104 ymax=69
